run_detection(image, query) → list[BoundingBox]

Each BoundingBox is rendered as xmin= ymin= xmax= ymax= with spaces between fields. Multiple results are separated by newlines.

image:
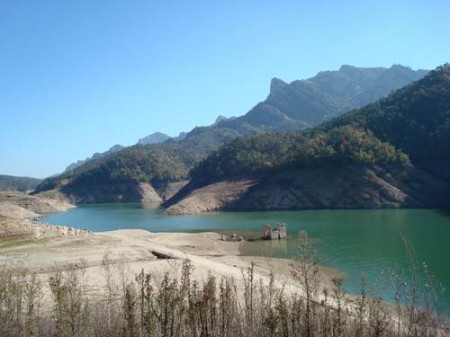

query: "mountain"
xmin=34 ymin=65 xmax=429 ymax=204
xmin=173 ymin=132 xmax=187 ymax=141
xmin=64 ymin=144 xmax=125 ymax=174
xmin=137 ymin=132 xmax=171 ymax=145
xmin=163 ymin=65 xmax=428 ymax=148
xmin=62 ymin=132 xmax=175 ymax=177
xmin=214 ymin=64 xmax=428 ymax=131
xmin=163 ymin=65 xmax=450 ymax=214
xmin=33 ymin=127 xmax=244 ymax=203
xmin=0 ymin=175 xmax=42 ymax=192
xmin=320 ymin=65 xmax=450 ymax=163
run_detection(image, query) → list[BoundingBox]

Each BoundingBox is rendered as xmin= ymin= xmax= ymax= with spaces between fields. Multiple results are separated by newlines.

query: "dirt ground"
xmin=0 ymin=190 xmax=340 ymax=306
xmin=0 ymin=228 xmax=341 ymax=299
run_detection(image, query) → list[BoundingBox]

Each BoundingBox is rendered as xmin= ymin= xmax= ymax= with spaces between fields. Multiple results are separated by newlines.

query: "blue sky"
xmin=0 ymin=0 xmax=449 ymax=178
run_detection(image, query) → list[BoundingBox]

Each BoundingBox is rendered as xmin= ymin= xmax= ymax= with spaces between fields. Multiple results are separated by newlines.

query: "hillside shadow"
xmin=402 ymin=162 xmax=450 ymax=218
xmin=437 ymin=206 xmax=450 ymax=217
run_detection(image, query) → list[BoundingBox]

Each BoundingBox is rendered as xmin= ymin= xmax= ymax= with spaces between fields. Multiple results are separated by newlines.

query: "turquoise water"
xmin=40 ymin=204 xmax=450 ymax=314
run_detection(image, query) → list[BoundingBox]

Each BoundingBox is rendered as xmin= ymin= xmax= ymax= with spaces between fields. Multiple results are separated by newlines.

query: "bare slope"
xmin=0 ymin=191 xmax=85 ymax=242
xmin=164 ymin=165 xmax=449 ymax=214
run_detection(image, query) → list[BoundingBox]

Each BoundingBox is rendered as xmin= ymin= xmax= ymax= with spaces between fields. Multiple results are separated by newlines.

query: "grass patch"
xmin=0 ymin=237 xmax=48 ymax=250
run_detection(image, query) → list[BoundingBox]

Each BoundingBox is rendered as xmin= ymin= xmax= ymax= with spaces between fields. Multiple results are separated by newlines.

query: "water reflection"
xmin=241 ymin=238 xmax=290 ymax=259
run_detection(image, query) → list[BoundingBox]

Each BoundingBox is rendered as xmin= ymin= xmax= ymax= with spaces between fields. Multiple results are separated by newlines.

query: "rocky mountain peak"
xmin=270 ymin=77 xmax=288 ymax=95
xmin=137 ymin=132 xmax=171 ymax=145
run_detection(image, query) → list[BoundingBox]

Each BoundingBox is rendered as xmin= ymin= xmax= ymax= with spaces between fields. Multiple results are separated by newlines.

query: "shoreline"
xmin=1 ymin=227 xmax=361 ymax=336
xmin=0 ymin=227 xmax=341 ymax=290
xmin=0 ymin=190 xmax=341 ymax=308
xmin=2 ymin=192 xmax=449 ymax=325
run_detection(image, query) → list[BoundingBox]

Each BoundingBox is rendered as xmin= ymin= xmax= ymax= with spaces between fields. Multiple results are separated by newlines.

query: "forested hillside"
xmin=35 ymin=126 xmax=246 ymax=192
xmin=321 ymin=65 xmax=450 ymax=162
xmin=190 ymin=126 xmax=410 ymax=182
xmin=0 ymin=175 xmax=42 ymax=192
xmin=191 ymin=65 xmax=450 ymax=182
xmin=164 ymin=65 xmax=450 ymax=213
xmin=34 ymin=65 xmax=429 ymax=203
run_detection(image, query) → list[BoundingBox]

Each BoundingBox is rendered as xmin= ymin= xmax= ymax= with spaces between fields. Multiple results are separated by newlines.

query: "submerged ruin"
xmin=262 ymin=223 xmax=287 ymax=240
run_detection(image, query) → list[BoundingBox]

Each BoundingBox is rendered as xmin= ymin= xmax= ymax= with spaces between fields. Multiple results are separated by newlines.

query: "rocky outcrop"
xmin=231 ymin=65 xmax=428 ymax=130
xmin=163 ymin=179 xmax=258 ymax=215
xmin=269 ymin=77 xmax=288 ymax=95
xmin=163 ymin=164 xmax=450 ymax=215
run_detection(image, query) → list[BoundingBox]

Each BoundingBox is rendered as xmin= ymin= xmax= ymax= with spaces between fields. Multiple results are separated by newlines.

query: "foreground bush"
xmin=0 ymin=234 xmax=448 ymax=337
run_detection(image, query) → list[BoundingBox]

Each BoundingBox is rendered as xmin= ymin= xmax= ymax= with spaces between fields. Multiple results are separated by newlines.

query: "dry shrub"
xmin=0 ymin=233 xmax=449 ymax=337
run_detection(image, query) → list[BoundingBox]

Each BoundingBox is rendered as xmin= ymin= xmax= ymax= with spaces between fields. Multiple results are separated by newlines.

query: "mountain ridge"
xmin=0 ymin=175 xmax=42 ymax=193
xmin=163 ymin=65 xmax=450 ymax=214
xmin=34 ymin=64 xmax=429 ymax=204
xmin=137 ymin=132 xmax=171 ymax=145
xmin=64 ymin=145 xmax=126 ymax=174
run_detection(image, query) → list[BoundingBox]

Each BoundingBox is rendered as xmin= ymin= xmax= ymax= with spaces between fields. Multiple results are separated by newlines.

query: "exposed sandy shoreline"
xmin=2 ymin=190 xmax=450 ymax=336
xmin=0 ymin=190 xmax=88 ymax=242
xmin=0 ymin=227 xmax=341 ymax=300
xmin=0 ymin=190 xmax=340 ymax=302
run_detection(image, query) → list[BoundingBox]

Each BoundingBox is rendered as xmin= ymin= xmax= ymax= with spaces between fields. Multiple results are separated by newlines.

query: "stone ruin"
xmin=262 ymin=223 xmax=287 ymax=240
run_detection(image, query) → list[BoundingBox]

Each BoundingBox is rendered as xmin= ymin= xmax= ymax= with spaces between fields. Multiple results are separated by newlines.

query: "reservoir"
xmin=40 ymin=204 xmax=450 ymax=315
